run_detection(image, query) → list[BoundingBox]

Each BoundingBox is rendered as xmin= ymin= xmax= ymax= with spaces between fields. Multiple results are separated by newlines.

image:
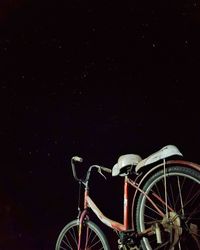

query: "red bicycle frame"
xmin=79 ymin=176 xmax=172 ymax=235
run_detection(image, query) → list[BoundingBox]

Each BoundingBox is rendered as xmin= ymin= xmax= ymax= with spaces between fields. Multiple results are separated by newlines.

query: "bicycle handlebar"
xmin=71 ymin=156 xmax=112 ymax=183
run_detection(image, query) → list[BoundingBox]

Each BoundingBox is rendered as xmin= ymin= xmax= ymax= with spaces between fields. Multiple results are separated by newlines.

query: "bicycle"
xmin=55 ymin=145 xmax=200 ymax=249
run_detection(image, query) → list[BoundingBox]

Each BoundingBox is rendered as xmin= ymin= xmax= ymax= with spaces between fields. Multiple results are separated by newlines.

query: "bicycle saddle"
xmin=112 ymin=145 xmax=182 ymax=176
xmin=112 ymin=154 xmax=142 ymax=176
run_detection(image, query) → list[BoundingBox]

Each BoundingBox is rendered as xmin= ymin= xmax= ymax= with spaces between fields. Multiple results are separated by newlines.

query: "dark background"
xmin=0 ymin=0 xmax=200 ymax=249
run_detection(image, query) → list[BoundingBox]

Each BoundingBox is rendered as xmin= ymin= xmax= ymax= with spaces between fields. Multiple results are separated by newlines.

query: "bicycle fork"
xmin=78 ymin=209 xmax=88 ymax=250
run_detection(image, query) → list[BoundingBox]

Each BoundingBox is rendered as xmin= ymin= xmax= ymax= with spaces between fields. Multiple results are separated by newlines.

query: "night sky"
xmin=1 ymin=1 xmax=200 ymax=249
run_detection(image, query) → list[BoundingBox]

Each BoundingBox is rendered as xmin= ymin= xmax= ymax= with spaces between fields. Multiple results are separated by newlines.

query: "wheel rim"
xmin=138 ymin=169 xmax=200 ymax=249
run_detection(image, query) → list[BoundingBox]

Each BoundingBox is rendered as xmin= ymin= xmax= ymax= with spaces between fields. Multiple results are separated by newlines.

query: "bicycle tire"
xmin=55 ymin=219 xmax=110 ymax=250
xmin=136 ymin=166 xmax=200 ymax=250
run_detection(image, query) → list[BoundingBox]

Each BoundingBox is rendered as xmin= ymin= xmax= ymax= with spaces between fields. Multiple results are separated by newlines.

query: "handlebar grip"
xmin=71 ymin=156 xmax=83 ymax=181
xmin=101 ymin=166 xmax=112 ymax=174
xmin=72 ymin=156 xmax=83 ymax=162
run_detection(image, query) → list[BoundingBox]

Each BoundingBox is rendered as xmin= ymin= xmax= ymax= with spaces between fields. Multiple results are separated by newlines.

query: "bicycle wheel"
xmin=55 ymin=219 xmax=110 ymax=250
xmin=136 ymin=166 xmax=200 ymax=250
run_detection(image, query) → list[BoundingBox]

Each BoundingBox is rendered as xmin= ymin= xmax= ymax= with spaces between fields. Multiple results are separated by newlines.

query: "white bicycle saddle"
xmin=112 ymin=145 xmax=183 ymax=176
xmin=112 ymin=154 xmax=142 ymax=176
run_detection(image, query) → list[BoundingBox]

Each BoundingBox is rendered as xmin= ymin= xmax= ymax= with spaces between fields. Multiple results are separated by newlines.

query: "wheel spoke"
xmin=69 ymin=226 xmax=78 ymax=246
xmin=63 ymin=233 xmax=74 ymax=249
xmin=155 ymin=183 xmax=166 ymax=211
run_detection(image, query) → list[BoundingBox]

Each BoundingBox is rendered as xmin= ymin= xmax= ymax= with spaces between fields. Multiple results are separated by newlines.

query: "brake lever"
xmin=98 ymin=167 xmax=107 ymax=180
